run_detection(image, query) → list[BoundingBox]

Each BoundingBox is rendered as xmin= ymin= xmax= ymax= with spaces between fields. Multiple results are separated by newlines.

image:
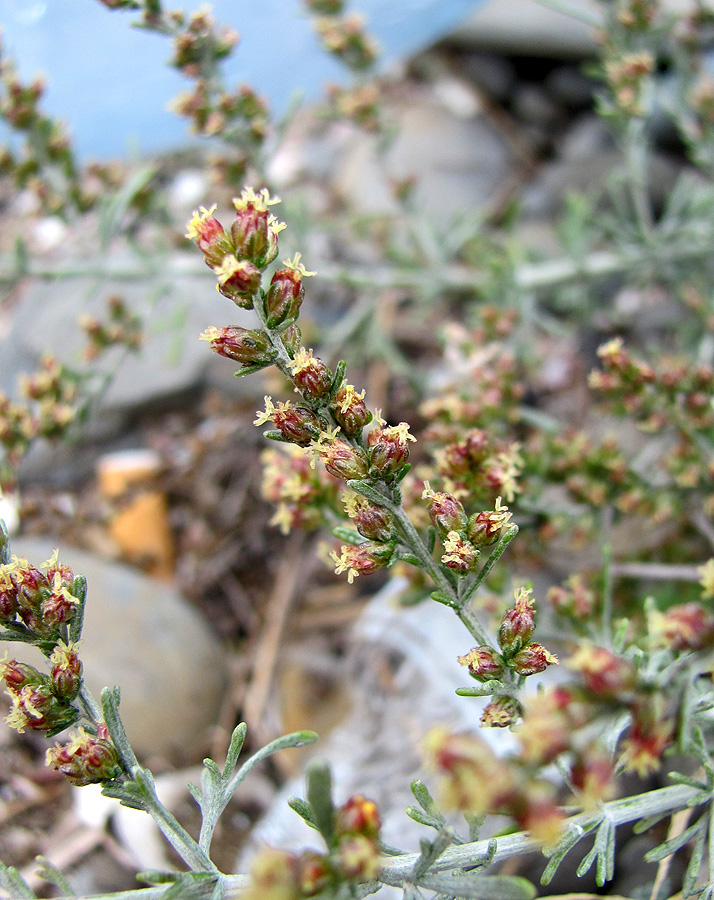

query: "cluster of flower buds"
xmin=80 ymin=295 xmax=143 ymax=361
xmin=0 ymin=549 xmax=80 ymax=636
xmin=423 ymin=484 xmax=512 ymax=576
xmin=45 ymin=722 xmax=122 ymax=786
xmin=170 ymin=80 xmax=268 ymax=145
xmin=312 ymin=12 xmax=379 ymax=71
xmin=458 ymin=587 xmax=558 ymax=725
xmin=0 ymin=356 xmax=80 ymax=475
xmin=544 ymin=427 xmax=644 ymax=513
xmin=616 ymin=0 xmax=658 ymax=30
xmin=1 ymin=640 xmax=81 ymax=735
xmin=591 ymin=337 xmax=714 ymax=431
xmin=426 ymin=728 xmax=564 ymax=846
xmin=243 ymin=794 xmax=382 ymax=900
xmin=168 ymin=7 xmax=238 ymax=75
xmin=0 ymin=40 xmax=91 ymax=213
xmin=326 ymin=82 xmax=381 ymax=131
xmin=261 ymin=445 xmax=341 ymax=534
xmin=421 ymin=425 xmax=523 ymax=509
xmin=546 ymin=574 xmax=595 ymax=622
xmin=602 ymin=51 xmax=655 ymax=117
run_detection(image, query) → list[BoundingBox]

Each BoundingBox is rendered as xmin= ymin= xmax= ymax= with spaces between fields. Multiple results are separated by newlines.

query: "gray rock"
xmin=460 ymin=52 xmax=517 ymax=103
xmin=4 ymin=537 xmax=226 ymax=763
xmin=0 ymin=259 xmax=259 ymax=417
xmin=512 ymin=83 xmax=562 ymax=127
xmin=545 ymin=65 xmax=596 ymax=110
xmin=334 ymin=83 xmax=514 ymax=221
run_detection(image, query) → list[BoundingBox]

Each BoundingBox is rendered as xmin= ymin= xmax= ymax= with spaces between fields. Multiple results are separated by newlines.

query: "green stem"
xmin=378 ymin=783 xmax=709 ymax=888
xmin=462 ymin=525 xmax=519 ymax=607
xmin=624 ymin=116 xmax=654 ymax=242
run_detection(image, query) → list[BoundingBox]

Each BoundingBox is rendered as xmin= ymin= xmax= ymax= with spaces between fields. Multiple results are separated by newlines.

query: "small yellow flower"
xmin=698 ymin=558 xmax=714 ymax=599
xmin=283 ymin=252 xmax=316 ymax=277
xmin=185 ymin=204 xmax=218 ymax=240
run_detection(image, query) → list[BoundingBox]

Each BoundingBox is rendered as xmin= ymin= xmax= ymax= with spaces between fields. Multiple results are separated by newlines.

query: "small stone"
xmin=6 ymin=537 xmax=226 ymax=763
xmin=545 ymin=65 xmax=596 ymax=110
xmin=460 ymin=52 xmax=517 ymax=103
xmin=512 ymin=83 xmax=562 ymax=127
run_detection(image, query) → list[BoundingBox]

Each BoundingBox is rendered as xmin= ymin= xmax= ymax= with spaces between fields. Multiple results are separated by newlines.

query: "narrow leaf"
xmin=333 ymin=527 xmax=364 ymax=545
xmin=0 ymin=518 xmax=11 ymax=565
xmin=413 ymin=827 xmax=454 ymax=881
xmin=288 ymin=796 xmax=319 ymax=830
xmin=306 ymin=759 xmax=335 ymax=846
xmin=0 ymin=862 xmax=37 ymax=899
xmin=34 ymin=857 xmax=75 ymax=896
xmin=645 ymin=816 xmax=707 ymax=863
xmin=224 ymin=723 xmax=248 ymax=776
xmin=416 ymin=872 xmax=536 ymax=900
xmin=345 ymin=479 xmax=389 ymax=506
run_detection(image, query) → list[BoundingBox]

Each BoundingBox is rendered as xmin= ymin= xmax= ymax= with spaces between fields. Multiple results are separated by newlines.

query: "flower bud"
xmin=49 ymin=641 xmax=82 ymax=701
xmin=335 ymin=794 xmax=381 ymax=839
xmin=422 ymin=483 xmax=466 ymax=537
xmin=368 ymin=423 xmax=415 ymax=481
xmin=244 ymin=847 xmax=301 ymax=900
xmin=330 ymin=541 xmax=395 ymax=582
xmin=231 ymin=187 xmax=284 ymax=269
xmin=185 ymin=205 xmax=235 ymax=268
xmin=457 ymin=646 xmax=505 ymax=681
xmin=214 ymin=256 xmax=262 ymax=306
xmin=336 ymin=835 xmax=380 ymax=881
xmin=298 ymin=851 xmax=331 ymax=896
xmin=344 ymin=495 xmax=395 ymax=543
xmin=200 ymin=326 xmax=276 ymax=366
xmin=441 ymin=532 xmax=480 ymax=574
xmin=570 ymin=751 xmax=615 ymax=810
xmin=254 ymin=397 xmax=321 ymax=446
xmin=467 ymin=497 xmax=512 ymax=547
xmin=45 ymin=725 xmax=122 ymax=786
xmin=314 ymin=439 xmax=369 ymax=480
xmin=41 ymin=576 xmax=79 ymax=628
xmin=567 ymin=645 xmax=637 ymax=698
xmin=287 ymin=348 xmax=332 ymax=400
xmin=649 ymin=602 xmax=714 ymax=651
xmin=511 ymin=643 xmax=558 ymax=677
xmin=480 ymin=695 xmax=520 ymax=728
xmin=265 ymin=254 xmax=314 ymax=328
xmin=498 ymin=587 xmax=536 ymax=653
xmin=0 ymin=657 xmax=43 ymax=693
xmin=331 ymin=383 xmax=371 ymax=435
xmin=5 ymin=683 xmax=78 ymax=734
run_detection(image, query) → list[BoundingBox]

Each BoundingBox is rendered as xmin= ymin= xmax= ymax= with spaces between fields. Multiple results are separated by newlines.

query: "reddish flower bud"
xmin=200 ymin=326 xmax=276 ymax=366
xmin=422 ymin=484 xmax=466 ymax=536
xmin=570 ymin=751 xmax=615 ymax=809
xmin=498 ymin=587 xmax=536 ymax=653
xmin=46 ymin=726 xmax=121 ymax=786
xmin=336 ymin=834 xmax=380 ymax=881
xmin=368 ymin=422 xmax=415 ymax=480
xmin=287 ymin=348 xmax=332 ymax=400
xmin=480 ymin=695 xmax=520 ymax=728
xmin=457 ymin=646 xmax=505 ymax=681
xmin=0 ymin=657 xmax=43 ymax=693
xmin=41 ymin=577 xmax=79 ymax=628
xmin=254 ymin=397 xmax=321 ymax=446
xmin=185 ymin=205 xmax=235 ymax=268
xmin=441 ymin=532 xmax=480 ymax=574
xmin=231 ymin=187 xmax=284 ymax=268
xmin=567 ymin=645 xmax=637 ymax=698
xmin=511 ymin=642 xmax=558 ymax=676
xmin=265 ymin=254 xmax=314 ymax=328
xmin=331 ymin=383 xmax=372 ymax=435
xmin=467 ymin=498 xmax=512 ymax=547
xmin=344 ymin=494 xmax=395 ymax=542
xmin=330 ymin=541 xmax=395 ymax=582
xmin=214 ymin=256 xmax=262 ymax=306
xmin=313 ymin=438 xmax=369 ymax=480
xmin=335 ymin=794 xmax=381 ymax=839
xmin=298 ymin=851 xmax=331 ymax=896
xmin=650 ymin=602 xmax=714 ymax=651
xmin=5 ymin=683 xmax=78 ymax=734
xmin=49 ymin=641 xmax=83 ymax=701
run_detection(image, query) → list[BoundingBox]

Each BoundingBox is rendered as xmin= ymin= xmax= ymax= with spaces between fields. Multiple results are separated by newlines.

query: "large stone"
xmin=3 ymin=537 xmax=226 ymax=763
